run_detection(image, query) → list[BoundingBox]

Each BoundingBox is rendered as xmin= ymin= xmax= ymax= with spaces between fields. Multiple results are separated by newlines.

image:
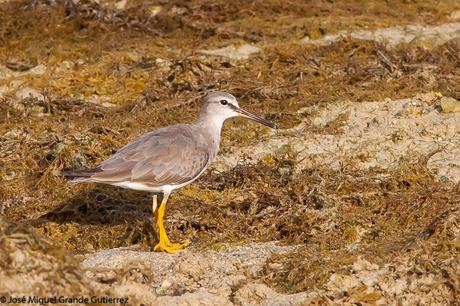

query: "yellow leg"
xmin=153 ymin=193 xmax=189 ymax=253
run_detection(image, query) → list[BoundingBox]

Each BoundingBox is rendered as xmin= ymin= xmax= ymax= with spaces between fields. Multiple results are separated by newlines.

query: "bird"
xmin=63 ymin=91 xmax=277 ymax=253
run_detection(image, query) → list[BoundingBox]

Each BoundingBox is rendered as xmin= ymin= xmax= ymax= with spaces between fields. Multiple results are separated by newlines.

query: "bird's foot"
xmin=154 ymin=239 xmax=190 ymax=254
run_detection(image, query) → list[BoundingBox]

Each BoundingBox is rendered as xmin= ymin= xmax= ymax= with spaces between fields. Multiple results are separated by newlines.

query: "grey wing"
xmin=89 ymin=127 xmax=210 ymax=186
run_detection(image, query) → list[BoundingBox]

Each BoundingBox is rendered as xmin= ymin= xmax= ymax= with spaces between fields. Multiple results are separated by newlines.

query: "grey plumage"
xmin=66 ymin=124 xmax=215 ymax=188
xmin=63 ymin=91 xmax=275 ymax=193
xmin=62 ymin=91 xmax=276 ymax=253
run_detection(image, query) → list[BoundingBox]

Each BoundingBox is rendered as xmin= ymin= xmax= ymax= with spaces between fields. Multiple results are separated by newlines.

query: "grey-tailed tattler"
xmin=63 ymin=91 xmax=276 ymax=253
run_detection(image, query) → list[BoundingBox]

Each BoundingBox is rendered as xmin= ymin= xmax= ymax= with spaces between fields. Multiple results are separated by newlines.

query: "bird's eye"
xmin=220 ymin=99 xmax=228 ymax=105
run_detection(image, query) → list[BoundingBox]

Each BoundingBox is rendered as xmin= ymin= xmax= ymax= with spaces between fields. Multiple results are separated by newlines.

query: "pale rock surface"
xmin=15 ymin=87 xmax=45 ymax=101
xmin=440 ymin=96 xmax=460 ymax=113
xmin=213 ymin=93 xmax=460 ymax=183
xmin=302 ymin=22 xmax=460 ymax=47
xmin=0 ymin=85 xmax=7 ymax=97
xmin=82 ymin=242 xmax=297 ymax=305
xmin=450 ymin=10 xmax=460 ymax=20
xmin=233 ymin=283 xmax=317 ymax=306
xmin=198 ymin=44 xmax=260 ymax=60
xmin=157 ymin=290 xmax=231 ymax=306
xmin=0 ymin=64 xmax=46 ymax=80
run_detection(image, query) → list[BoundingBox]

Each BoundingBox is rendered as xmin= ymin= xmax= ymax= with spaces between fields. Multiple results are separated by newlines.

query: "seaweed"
xmin=0 ymin=0 xmax=459 ymax=301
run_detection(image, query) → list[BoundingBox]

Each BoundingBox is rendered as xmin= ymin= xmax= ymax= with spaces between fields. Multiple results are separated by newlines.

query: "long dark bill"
xmin=232 ymin=106 xmax=277 ymax=129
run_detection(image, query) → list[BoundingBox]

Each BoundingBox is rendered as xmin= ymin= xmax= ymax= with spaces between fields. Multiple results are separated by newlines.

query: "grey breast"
xmin=89 ymin=124 xmax=215 ymax=187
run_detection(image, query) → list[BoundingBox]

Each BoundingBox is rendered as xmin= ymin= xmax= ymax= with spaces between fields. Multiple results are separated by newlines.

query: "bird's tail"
xmin=61 ymin=167 xmax=102 ymax=183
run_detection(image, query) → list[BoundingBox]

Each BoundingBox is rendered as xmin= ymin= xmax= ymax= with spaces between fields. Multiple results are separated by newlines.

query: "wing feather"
xmin=89 ymin=125 xmax=211 ymax=187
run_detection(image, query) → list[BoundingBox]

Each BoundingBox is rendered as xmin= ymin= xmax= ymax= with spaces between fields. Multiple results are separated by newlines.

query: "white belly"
xmin=110 ymin=182 xmax=168 ymax=193
xmin=109 ymin=180 xmax=192 ymax=194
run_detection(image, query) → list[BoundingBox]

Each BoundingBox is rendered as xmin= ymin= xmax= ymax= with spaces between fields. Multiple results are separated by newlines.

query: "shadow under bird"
xmin=63 ymin=91 xmax=277 ymax=253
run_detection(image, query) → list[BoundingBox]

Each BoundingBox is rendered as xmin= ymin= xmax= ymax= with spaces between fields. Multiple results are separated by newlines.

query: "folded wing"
xmin=89 ymin=125 xmax=210 ymax=187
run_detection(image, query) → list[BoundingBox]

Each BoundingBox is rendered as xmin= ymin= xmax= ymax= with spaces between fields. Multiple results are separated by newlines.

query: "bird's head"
xmin=199 ymin=91 xmax=276 ymax=129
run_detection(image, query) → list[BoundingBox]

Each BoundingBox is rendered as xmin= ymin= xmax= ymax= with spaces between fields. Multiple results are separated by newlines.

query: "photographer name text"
xmin=0 ymin=295 xmax=129 ymax=304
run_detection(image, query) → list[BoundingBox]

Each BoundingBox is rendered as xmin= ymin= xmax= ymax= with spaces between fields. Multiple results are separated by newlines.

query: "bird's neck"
xmin=196 ymin=112 xmax=226 ymax=136
xmin=195 ymin=114 xmax=223 ymax=161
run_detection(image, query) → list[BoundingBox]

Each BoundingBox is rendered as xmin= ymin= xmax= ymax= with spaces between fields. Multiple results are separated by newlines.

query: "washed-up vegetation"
xmin=1 ymin=0 xmax=459 ymax=304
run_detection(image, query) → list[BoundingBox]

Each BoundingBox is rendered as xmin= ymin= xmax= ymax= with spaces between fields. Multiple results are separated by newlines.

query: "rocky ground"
xmin=0 ymin=0 xmax=459 ymax=305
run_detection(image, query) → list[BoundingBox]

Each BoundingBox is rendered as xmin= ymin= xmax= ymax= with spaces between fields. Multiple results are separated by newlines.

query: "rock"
xmin=233 ymin=283 xmax=315 ymax=306
xmin=30 ymin=64 xmax=46 ymax=75
xmin=0 ymin=217 xmax=103 ymax=299
xmin=155 ymin=58 xmax=172 ymax=72
xmin=0 ymin=85 xmax=7 ymax=97
xmin=114 ymin=0 xmax=127 ymax=10
xmin=233 ymin=283 xmax=272 ymax=305
xmin=198 ymin=44 xmax=260 ymax=60
xmin=15 ymin=87 xmax=45 ymax=101
xmin=440 ymin=97 xmax=460 ymax=113
xmin=112 ymin=283 xmax=158 ymax=305
xmin=5 ymin=61 xmax=35 ymax=72
xmin=0 ymin=64 xmax=46 ymax=80
xmin=212 ymin=92 xmax=460 ymax=183
xmin=87 ymin=95 xmax=116 ymax=108
xmin=450 ymin=10 xmax=460 ymax=20
xmin=157 ymin=290 xmax=230 ymax=306
xmin=55 ymin=61 xmax=75 ymax=74
xmin=427 ymin=147 xmax=460 ymax=183
xmin=149 ymin=5 xmax=162 ymax=17
xmin=171 ymin=6 xmax=187 ymax=15
xmin=323 ymin=249 xmax=459 ymax=305
xmin=29 ymin=105 xmax=47 ymax=117
xmin=82 ymin=242 xmax=297 ymax=305
xmin=9 ymin=80 xmax=24 ymax=90
xmin=301 ymin=22 xmax=460 ymax=47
